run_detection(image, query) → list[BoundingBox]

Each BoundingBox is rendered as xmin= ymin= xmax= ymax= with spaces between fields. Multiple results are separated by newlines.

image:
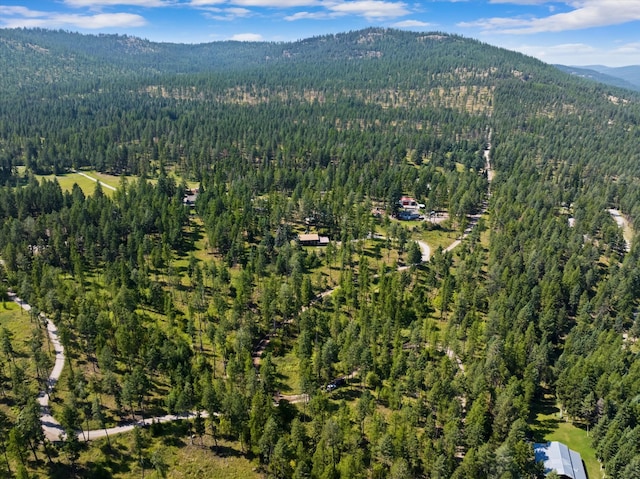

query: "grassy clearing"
xmin=34 ymin=172 xmax=111 ymax=197
xmin=33 ymin=167 xmax=199 ymax=198
xmin=70 ymin=422 xmax=262 ymax=479
xmin=84 ymin=170 xmax=129 ymax=190
xmin=531 ymin=395 xmax=603 ymax=479
xmin=0 ymin=299 xmax=34 ymax=347
xmin=272 ymin=349 xmax=301 ymax=395
xmin=0 ymin=300 xmax=47 ymax=410
xmin=418 ymin=227 xmax=459 ymax=251
xmin=32 ymin=168 xmax=139 ymax=197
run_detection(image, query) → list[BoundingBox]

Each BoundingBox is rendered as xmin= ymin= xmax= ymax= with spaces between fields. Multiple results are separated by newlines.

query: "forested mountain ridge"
xmin=1 ymin=27 xmax=640 ymax=478
xmin=555 ymin=64 xmax=640 ymax=92
xmin=582 ymin=64 xmax=640 ymax=89
xmin=3 ymin=27 xmax=639 ymax=179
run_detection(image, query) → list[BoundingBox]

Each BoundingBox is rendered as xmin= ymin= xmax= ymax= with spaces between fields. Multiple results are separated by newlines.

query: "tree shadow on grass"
xmin=531 ymin=394 xmax=561 ymax=442
xmin=274 ymin=371 xmax=294 ymax=394
xmin=149 ymin=419 xmax=192 ymax=448
xmin=329 ymin=387 xmax=362 ymax=402
xmin=62 ymin=441 xmax=134 ymax=478
xmin=210 ymin=443 xmax=248 ymax=459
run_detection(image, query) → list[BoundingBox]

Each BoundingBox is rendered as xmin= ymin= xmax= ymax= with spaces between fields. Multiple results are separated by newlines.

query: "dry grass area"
xmin=144 ymin=82 xmax=494 ymax=116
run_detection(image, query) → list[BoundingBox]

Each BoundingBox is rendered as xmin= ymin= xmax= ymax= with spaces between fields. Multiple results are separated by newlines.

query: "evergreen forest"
xmin=1 ymin=27 xmax=640 ymax=478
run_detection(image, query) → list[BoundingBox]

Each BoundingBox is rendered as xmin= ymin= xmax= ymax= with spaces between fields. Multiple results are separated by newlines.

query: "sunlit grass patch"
xmin=531 ymin=395 xmax=602 ymax=479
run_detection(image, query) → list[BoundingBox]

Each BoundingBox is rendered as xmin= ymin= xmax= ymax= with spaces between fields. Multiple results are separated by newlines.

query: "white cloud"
xmin=230 ymin=0 xmax=319 ymax=6
xmin=461 ymin=1 xmax=640 ymax=34
xmin=284 ymin=10 xmax=340 ymax=20
xmin=1 ymin=11 xmax=146 ymax=29
xmin=0 ymin=6 xmax=46 ymax=17
xmin=282 ymin=1 xmax=411 ymax=22
xmin=392 ymin=19 xmax=432 ymax=28
xmin=327 ymin=1 xmax=409 ymax=20
xmin=612 ymin=42 xmax=640 ymax=55
xmin=189 ymin=0 xmax=225 ymax=5
xmin=517 ymin=42 xmax=597 ymax=57
xmin=488 ymin=0 xmax=550 ymax=4
xmin=64 ymin=0 xmax=171 ymax=6
xmin=505 ymin=41 xmax=640 ymax=67
xmin=230 ymin=32 xmax=263 ymax=41
xmin=202 ymin=7 xmax=252 ymax=20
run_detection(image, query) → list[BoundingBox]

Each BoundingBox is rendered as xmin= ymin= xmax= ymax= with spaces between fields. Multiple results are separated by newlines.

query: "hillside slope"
xmin=555 ymin=64 xmax=640 ymax=91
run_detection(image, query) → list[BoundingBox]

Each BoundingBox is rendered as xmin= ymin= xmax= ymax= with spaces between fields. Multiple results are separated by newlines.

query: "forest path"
xmin=77 ymin=411 xmax=210 ymax=442
xmin=6 ymin=291 xmax=214 ymax=442
xmin=484 ymin=128 xmax=494 ymax=184
xmin=444 ymin=128 xmax=492 ymax=252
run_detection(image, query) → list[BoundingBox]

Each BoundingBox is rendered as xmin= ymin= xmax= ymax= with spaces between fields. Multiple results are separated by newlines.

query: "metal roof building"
xmin=534 ymin=442 xmax=588 ymax=479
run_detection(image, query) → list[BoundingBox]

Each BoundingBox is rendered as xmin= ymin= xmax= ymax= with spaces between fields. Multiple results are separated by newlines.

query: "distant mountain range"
xmin=555 ymin=64 xmax=640 ymax=91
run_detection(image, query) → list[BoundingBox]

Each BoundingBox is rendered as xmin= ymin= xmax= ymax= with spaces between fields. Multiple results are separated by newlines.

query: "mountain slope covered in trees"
xmin=555 ymin=64 xmax=640 ymax=92
xmin=583 ymin=64 xmax=640 ymax=89
xmin=1 ymin=27 xmax=640 ymax=478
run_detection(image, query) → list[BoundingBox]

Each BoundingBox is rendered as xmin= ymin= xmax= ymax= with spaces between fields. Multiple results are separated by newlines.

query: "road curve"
xmin=7 ymin=291 xmax=213 ymax=442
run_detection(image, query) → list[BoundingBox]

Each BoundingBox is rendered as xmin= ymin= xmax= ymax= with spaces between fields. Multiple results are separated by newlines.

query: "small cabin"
xmin=298 ymin=233 xmax=330 ymax=246
xmin=183 ymin=188 xmax=199 ymax=207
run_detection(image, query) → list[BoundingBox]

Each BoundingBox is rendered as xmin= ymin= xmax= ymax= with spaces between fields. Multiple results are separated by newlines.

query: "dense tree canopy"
xmin=0 ymin=26 xmax=639 ymax=478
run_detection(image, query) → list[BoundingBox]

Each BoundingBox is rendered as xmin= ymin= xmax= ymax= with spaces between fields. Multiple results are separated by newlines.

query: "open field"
xmin=35 ymin=171 xmax=111 ymax=196
xmin=418 ymin=227 xmax=460 ymax=251
xmin=32 ymin=170 xmax=122 ymax=197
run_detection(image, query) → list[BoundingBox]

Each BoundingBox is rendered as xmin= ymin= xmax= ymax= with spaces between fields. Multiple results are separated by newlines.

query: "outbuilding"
xmin=298 ymin=233 xmax=330 ymax=246
xmin=534 ymin=442 xmax=587 ymax=479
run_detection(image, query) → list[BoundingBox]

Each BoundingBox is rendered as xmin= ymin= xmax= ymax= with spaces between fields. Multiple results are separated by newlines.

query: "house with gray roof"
xmin=534 ymin=442 xmax=587 ymax=479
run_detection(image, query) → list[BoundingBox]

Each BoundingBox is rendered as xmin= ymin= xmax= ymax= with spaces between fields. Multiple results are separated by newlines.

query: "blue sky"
xmin=1 ymin=1 xmax=640 ymax=66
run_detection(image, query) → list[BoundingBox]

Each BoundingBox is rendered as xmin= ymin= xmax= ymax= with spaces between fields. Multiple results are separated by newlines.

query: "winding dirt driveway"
xmin=252 ymin=237 xmax=431 ymax=368
xmin=254 ymin=127 xmax=494 ymax=375
xmin=7 ymin=292 xmax=66 ymax=442
xmin=7 ymin=292 xmax=212 ymax=442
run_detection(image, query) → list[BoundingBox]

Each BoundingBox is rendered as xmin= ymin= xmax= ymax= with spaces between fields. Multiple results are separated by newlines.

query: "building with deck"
xmin=298 ymin=233 xmax=330 ymax=246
